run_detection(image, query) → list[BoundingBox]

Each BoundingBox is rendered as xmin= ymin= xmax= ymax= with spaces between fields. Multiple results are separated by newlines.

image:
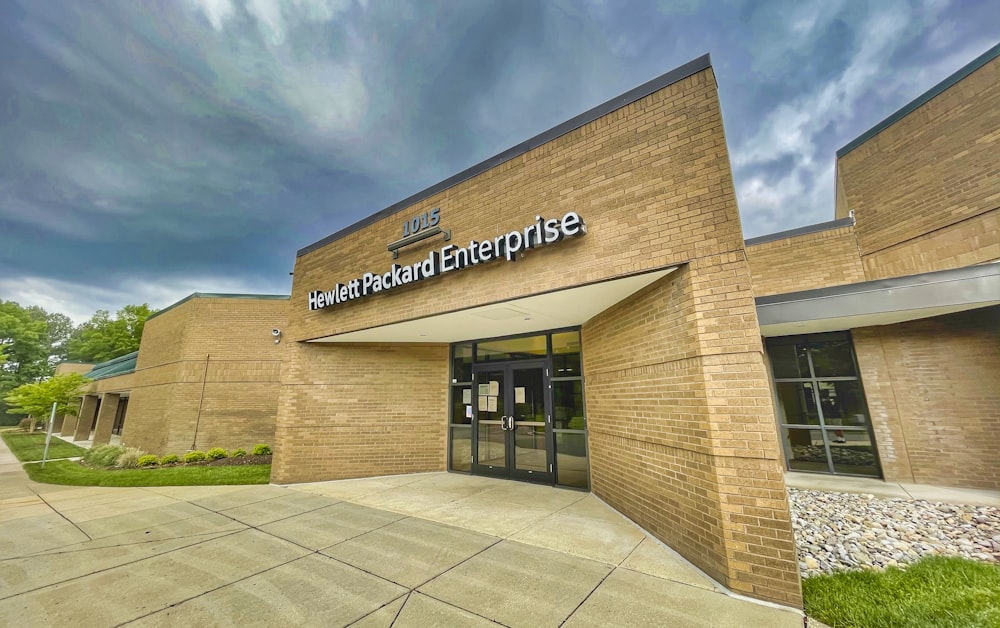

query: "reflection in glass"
xmin=775 ymin=382 xmax=820 ymax=425
xmin=552 ymin=331 xmax=582 ymax=376
xmin=450 ymin=426 xmax=472 ymax=472
xmin=513 ymin=368 xmax=544 ymax=422
xmin=553 ymin=380 xmax=585 ymax=430
xmin=450 ymin=387 xmax=471 ymax=425
xmin=452 ymin=343 xmax=473 ymax=382
xmin=767 ymin=339 xmax=810 ymax=379
xmin=556 ymin=432 xmax=588 ymax=488
xmin=477 ymin=335 xmax=547 ymax=362
xmin=514 ymin=425 xmax=547 ymax=472
xmin=809 ymin=336 xmax=856 ymax=377
xmin=477 ymin=423 xmax=506 ymax=467
xmin=816 ymin=381 xmax=867 ymax=426
xmin=828 ymin=430 xmax=879 ymax=476
xmin=784 ymin=428 xmax=829 ymax=473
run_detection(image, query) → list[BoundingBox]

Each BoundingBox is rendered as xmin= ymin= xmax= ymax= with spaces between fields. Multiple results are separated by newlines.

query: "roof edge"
xmin=146 ymin=292 xmax=290 ymax=322
xmin=837 ymin=41 xmax=1000 ymax=158
xmin=296 ymin=53 xmax=713 ymax=257
xmin=745 ymin=216 xmax=855 ymax=247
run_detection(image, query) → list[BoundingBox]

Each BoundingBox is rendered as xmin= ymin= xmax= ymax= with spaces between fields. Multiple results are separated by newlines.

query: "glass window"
xmin=552 ymin=331 xmax=582 ymax=376
xmin=553 ymin=380 xmax=585 ymax=430
xmin=450 ymin=386 xmax=471 ymax=425
xmin=452 ymin=343 xmax=473 ymax=382
xmin=450 ymin=426 xmax=472 ymax=472
xmin=809 ymin=336 xmax=856 ymax=377
xmin=816 ymin=381 xmax=867 ymax=426
xmin=783 ymin=428 xmax=829 ymax=473
xmin=477 ymin=334 xmax=547 ymax=362
xmin=828 ymin=430 xmax=879 ymax=477
xmin=775 ymin=382 xmax=820 ymax=425
xmin=555 ymin=432 xmax=588 ymax=488
xmin=768 ymin=339 xmax=810 ymax=379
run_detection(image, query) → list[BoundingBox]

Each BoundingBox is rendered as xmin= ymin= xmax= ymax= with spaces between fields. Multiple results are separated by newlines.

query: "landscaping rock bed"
xmin=789 ymin=488 xmax=1000 ymax=578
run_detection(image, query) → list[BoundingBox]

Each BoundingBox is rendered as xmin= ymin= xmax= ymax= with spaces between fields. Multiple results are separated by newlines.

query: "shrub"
xmin=84 ymin=444 xmax=126 ymax=467
xmin=137 ymin=454 xmax=159 ymax=467
xmin=252 ymin=444 xmax=272 ymax=456
xmin=184 ymin=450 xmax=207 ymax=463
xmin=231 ymin=448 xmax=247 ymax=458
xmin=159 ymin=454 xmax=180 ymax=465
xmin=116 ymin=447 xmax=146 ymax=469
xmin=207 ymin=447 xmax=228 ymax=460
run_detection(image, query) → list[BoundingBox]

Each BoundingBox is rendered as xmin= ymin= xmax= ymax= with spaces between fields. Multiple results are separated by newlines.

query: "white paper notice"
xmin=515 ymin=387 xmax=526 ymax=403
xmin=489 ymin=381 xmax=500 ymax=396
xmin=478 ymin=384 xmax=490 ymax=396
xmin=487 ymin=396 xmax=498 ymax=412
xmin=462 ymin=389 xmax=472 ymax=404
xmin=478 ymin=396 xmax=489 ymax=411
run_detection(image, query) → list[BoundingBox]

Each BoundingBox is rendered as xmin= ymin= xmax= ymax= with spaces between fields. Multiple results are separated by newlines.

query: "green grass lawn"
xmin=803 ymin=556 xmax=1000 ymax=628
xmin=23 ymin=459 xmax=271 ymax=487
xmin=2 ymin=431 xmax=86 ymax=462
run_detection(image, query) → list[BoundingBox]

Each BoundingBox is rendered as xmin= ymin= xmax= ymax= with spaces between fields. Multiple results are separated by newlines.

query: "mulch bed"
xmin=204 ymin=454 xmax=272 ymax=466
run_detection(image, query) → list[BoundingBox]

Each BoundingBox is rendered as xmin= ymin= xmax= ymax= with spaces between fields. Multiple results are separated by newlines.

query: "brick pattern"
xmin=746 ymin=226 xmax=865 ymax=297
xmin=288 ymin=69 xmax=745 ymax=343
xmin=860 ymin=208 xmax=1000 ymax=280
xmin=271 ymin=342 xmax=448 ymax=484
xmin=854 ymin=308 xmax=1000 ymax=489
xmin=583 ymin=263 xmax=801 ymax=607
xmin=73 ymin=395 xmax=99 ymax=441
xmin=850 ymin=328 xmax=915 ymax=483
xmin=75 ymin=297 xmax=288 ymax=456
xmin=838 ymin=55 xmax=1000 ymax=258
xmin=280 ymin=66 xmax=801 ymax=607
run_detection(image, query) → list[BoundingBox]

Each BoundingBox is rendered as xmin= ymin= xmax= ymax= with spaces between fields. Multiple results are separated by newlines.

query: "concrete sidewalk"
xmin=0 ymin=439 xmax=802 ymax=626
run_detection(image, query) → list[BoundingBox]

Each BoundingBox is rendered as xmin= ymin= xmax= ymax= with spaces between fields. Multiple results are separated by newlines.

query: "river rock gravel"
xmin=788 ymin=488 xmax=1000 ymax=578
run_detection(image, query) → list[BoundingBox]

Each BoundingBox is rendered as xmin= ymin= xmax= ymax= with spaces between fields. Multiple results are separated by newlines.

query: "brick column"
xmin=91 ymin=393 xmax=120 ymax=446
xmin=60 ymin=414 xmax=79 ymax=438
xmin=73 ymin=395 xmax=100 ymax=441
xmin=51 ymin=414 xmax=65 ymax=432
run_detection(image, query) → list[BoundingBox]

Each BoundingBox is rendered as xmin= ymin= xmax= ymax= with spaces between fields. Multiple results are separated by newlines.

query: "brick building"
xmin=55 ymin=44 xmax=998 ymax=609
xmin=60 ymin=293 xmax=288 ymax=456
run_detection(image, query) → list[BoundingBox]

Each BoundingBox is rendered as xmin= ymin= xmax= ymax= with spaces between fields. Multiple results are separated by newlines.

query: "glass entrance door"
xmin=471 ymin=361 xmax=553 ymax=483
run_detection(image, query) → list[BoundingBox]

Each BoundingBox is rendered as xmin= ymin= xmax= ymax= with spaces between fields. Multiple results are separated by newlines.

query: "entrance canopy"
xmin=309 ymin=267 xmax=677 ymax=343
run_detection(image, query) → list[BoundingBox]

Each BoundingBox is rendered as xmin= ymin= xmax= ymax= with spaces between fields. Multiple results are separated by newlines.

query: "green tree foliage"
xmin=0 ymin=299 xmax=50 ymax=389
xmin=66 ymin=304 xmax=155 ymax=363
xmin=4 ymin=372 xmax=90 ymax=420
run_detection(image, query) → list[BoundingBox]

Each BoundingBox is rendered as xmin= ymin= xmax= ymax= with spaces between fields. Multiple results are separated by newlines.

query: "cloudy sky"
xmin=1 ymin=0 xmax=997 ymax=322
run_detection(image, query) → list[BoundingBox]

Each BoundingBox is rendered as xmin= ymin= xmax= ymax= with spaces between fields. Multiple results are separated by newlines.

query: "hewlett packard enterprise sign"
xmin=308 ymin=211 xmax=586 ymax=311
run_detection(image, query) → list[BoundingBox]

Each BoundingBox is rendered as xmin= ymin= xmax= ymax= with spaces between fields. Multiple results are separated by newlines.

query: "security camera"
xmin=272 ymin=329 xmax=281 ymax=336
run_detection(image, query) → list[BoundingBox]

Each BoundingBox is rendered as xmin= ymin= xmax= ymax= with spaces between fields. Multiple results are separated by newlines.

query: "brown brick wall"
xmin=272 ymin=342 xmax=448 ymax=484
xmin=854 ymin=307 xmax=1000 ymax=489
xmin=280 ymin=65 xmax=801 ymax=607
xmin=110 ymin=296 xmax=288 ymax=456
xmin=584 ymin=261 xmax=800 ymax=607
xmin=747 ymin=226 xmax=865 ymax=297
xmin=860 ymin=208 xmax=1000 ymax=280
xmin=837 ymin=54 xmax=1000 ymax=260
xmin=288 ymin=68 xmax=746 ymax=343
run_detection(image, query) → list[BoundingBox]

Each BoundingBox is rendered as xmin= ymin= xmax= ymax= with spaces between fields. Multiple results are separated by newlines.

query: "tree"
xmin=4 ymin=372 xmax=90 ymax=432
xmin=0 ymin=300 xmax=50 ymax=388
xmin=66 ymin=303 xmax=156 ymax=363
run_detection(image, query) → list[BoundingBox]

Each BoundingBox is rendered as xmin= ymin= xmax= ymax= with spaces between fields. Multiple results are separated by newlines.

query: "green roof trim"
xmin=83 ymin=351 xmax=139 ymax=381
xmin=837 ymin=41 xmax=1000 ymax=158
xmin=146 ymin=292 xmax=290 ymax=322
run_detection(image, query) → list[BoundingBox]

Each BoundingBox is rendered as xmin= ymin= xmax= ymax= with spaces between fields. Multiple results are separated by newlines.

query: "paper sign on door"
xmin=514 ymin=387 xmax=526 ymax=403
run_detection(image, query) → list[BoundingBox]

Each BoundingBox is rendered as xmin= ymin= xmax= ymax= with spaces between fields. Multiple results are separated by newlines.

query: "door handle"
xmin=500 ymin=415 xmax=509 ymax=431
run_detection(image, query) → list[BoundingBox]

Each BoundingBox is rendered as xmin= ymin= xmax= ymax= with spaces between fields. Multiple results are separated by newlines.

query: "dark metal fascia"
xmin=744 ymin=216 xmax=855 ymax=247
xmin=296 ymin=53 xmax=713 ymax=258
xmin=836 ymin=41 xmax=1000 ymax=158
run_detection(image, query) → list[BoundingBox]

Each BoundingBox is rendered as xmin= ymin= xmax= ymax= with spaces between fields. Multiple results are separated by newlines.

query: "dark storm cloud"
xmin=0 ymin=0 xmax=997 ymax=320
